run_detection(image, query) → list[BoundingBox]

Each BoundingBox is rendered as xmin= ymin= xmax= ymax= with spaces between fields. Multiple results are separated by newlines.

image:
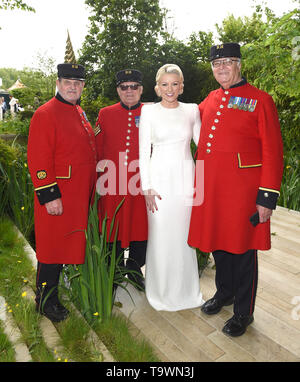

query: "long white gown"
xmin=139 ymin=102 xmax=205 ymax=311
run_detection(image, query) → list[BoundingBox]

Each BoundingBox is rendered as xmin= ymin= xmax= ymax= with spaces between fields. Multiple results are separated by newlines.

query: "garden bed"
xmin=0 ymin=217 xmax=160 ymax=362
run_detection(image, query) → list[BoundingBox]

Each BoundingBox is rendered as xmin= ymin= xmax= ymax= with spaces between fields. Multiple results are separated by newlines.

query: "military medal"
xmin=249 ymin=99 xmax=257 ymax=112
xmin=135 ymin=116 xmax=140 ymax=127
xmin=244 ymin=98 xmax=251 ymax=111
xmin=227 ymin=96 xmax=234 ymax=108
xmin=233 ymin=97 xmax=240 ymax=109
xmin=239 ymin=97 xmax=246 ymax=110
xmin=82 ymin=111 xmax=89 ymax=123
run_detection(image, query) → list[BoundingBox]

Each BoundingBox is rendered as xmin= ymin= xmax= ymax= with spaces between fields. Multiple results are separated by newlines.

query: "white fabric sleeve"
xmin=139 ymin=106 xmax=152 ymax=191
xmin=192 ymin=104 xmax=201 ymax=146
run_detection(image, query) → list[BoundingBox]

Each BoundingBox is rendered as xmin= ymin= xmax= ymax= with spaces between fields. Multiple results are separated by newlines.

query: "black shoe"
xmin=222 ymin=314 xmax=254 ymax=337
xmin=36 ymin=302 xmax=69 ymax=323
xmin=201 ymin=297 xmax=234 ymax=315
xmin=55 ymin=301 xmax=70 ymax=316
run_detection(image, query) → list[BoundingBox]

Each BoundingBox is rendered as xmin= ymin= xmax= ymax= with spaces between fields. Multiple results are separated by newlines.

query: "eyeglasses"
xmin=211 ymin=58 xmax=240 ymax=68
xmin=119 ymin=84 xmax=141 ymax=91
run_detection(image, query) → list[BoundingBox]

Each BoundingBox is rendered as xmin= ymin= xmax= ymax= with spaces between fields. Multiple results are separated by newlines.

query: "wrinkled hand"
xmin=256 ymin=204 xmax=272 ymax=223
xmin=45 ymin=198 xmax=63 ymax=216
xmin=144 ymin=189 xmax=162 ymax=213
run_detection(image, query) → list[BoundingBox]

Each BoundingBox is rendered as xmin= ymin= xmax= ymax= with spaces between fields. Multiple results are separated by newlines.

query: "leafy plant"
xmin=63 ymin=196 xmax=130 ymax=324
xmin=0 ymin=140 xmax=34 ymax=242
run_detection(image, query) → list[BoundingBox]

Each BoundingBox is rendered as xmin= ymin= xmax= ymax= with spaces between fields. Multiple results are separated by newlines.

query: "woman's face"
xmin=157 ymin=73 xmax=183 ymax=107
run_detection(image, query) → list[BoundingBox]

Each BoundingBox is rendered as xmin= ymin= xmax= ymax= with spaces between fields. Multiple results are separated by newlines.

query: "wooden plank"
xmin=207 ymin=331 xmax=256 ymax=362
xmin=251 ymin=306 xmax=300 ymax=359
xmin=255 ymin=294 xmax=300 ymax=332
xmin=159 ymin=310 xmax=224 ymax=361
xmin=258 ymin=261 xmax=300 ymax=297
xmin=258 ymin=248 xmax=300 ymax=275
xmin=115 ymin=285 xmax=193 ymax=362
xmin=270 ymin=225 xmax=300 ymax=245
xmin=140 ymin=304 xmax=213 ymax=362
xmin=192 ymin=300 xmax=299 ymax=361
xmin=178 ymin=309 xmax=216 ymax=336
xmin=124 ymin=307 xmax=190 ymax=362
xmin=271 ymin=218 xmax=300 ymax=233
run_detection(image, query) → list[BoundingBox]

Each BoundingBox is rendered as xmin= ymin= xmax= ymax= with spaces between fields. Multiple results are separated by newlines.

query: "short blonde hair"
xmin=155 ymin=64 xmax=184 ymax=96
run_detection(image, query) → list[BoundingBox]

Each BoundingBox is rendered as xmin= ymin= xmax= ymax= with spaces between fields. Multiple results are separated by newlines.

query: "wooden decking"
xmin=114 ymin=206 xmax=300 ymax=362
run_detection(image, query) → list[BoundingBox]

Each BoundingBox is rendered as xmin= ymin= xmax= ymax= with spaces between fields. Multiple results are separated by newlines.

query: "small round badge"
xmin=37 ymin=170 xmax=47 ymax=180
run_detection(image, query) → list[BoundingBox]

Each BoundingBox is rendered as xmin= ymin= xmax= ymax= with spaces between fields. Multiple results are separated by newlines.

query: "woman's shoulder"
xmin=141 ymin=102 xmax=159 ymax=115
xmin=179 ymin=102 xmax=199 ymax=113
xmin=142 ymin=102 xmax=158 ymax=109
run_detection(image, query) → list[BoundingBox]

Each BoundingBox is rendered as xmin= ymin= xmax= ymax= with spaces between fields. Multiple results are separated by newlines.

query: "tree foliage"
xmin=0 ymin=0 xmax=34 ymax=12
xmin=80 ymin=0 xmax=166 ymax=100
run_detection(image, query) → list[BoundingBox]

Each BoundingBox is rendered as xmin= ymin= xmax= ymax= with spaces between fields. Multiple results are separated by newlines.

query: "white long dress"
xmin=139 ymin=102 xmax=205 ymax=311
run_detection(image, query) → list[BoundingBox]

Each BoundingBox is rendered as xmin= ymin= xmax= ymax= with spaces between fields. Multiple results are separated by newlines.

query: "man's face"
xmin=117 ymin=82 xmax=143 ymax=108
xmin=56 ymin=78 xmax=85 ymax=104
xmin=211 ymin=57 xmax=241 ymax=89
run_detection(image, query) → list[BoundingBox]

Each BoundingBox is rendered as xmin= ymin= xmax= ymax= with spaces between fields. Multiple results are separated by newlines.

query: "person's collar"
xmin=221 ymin=77 xmax=247 ymax=90
xmin=120 ymin=101 xmax=141 ymax=110
xmin=55 ymin=92 xmax=81 ymax=105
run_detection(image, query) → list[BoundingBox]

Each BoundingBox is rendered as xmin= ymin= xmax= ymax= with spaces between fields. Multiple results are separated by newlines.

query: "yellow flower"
xmin=21 ymin=291 xmax=27 ymax=298
xmin=24 ymin=163 xmax=27 ymax=167
xmin=15 ymin=304 xmax=19 ymax=307
xmin=21 ymin=206 xmax=25 ymax=211
xmin=42 ymin=282 xmax=47 ymax=286
xmin=286 ymin=165 xmax=291 ymax=169
xmin=93 ymin=312 xmax=99 ymax=316
xmin=8 ymin=309 xmax=12 ymax=313
xmin=23 ymin=279 xmax=28 ymax=283
xmin=17 ymin=260 xmax=22 ymax=263
xmin=58 ymin=357 xmax=61 ymax=361
xmin=64 ymin=359 xmax=68 ymax=362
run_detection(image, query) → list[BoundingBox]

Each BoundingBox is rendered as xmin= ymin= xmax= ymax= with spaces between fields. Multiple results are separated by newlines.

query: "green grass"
xmin=93 ymin=313 xmax=160 ymax=362
xmin=0 ymin=216 xmax=160 ymax=362
xmin=0 ymin=327 xmax=16 ymax=362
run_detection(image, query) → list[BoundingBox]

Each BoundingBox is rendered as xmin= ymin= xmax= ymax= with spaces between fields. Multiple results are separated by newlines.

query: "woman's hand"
xmin=144 ymin=189 xmax=162 ymax=213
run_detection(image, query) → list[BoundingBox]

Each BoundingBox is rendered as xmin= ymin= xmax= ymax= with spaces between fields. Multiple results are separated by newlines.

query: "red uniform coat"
xmin=95 ymin=102 xmax=148 ymax=248
xmin=188 ymin=81 xmax=284 ymax=253
xmin=27 ymin=96 xmax=97 ymax=264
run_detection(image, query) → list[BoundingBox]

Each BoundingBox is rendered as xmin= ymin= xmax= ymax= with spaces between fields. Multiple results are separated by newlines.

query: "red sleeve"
xmin=27 ymin=108 xmax=61 ymax=204
xmin=256 ymin=94 xmax=284 ymax=208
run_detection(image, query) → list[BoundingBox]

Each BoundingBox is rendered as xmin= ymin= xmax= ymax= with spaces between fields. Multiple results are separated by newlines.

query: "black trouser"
xmin=111 ymin=240 xmax=147 ymax=281
xmin=36 ymin=262 xmax=63 ymax=307
xmin=212 ymin=249 xmax=258 ymax=316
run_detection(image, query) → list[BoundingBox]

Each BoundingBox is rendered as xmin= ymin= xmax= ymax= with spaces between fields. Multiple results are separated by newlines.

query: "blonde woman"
xmin=139 ymin=64 xmax=204 ymax=311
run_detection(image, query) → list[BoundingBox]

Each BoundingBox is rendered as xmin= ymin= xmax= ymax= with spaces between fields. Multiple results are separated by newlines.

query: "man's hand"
xmin=45 ymin=198 xmax=63 ymax=216
xmin=256 ymin=204 xmax=272 ymax=223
